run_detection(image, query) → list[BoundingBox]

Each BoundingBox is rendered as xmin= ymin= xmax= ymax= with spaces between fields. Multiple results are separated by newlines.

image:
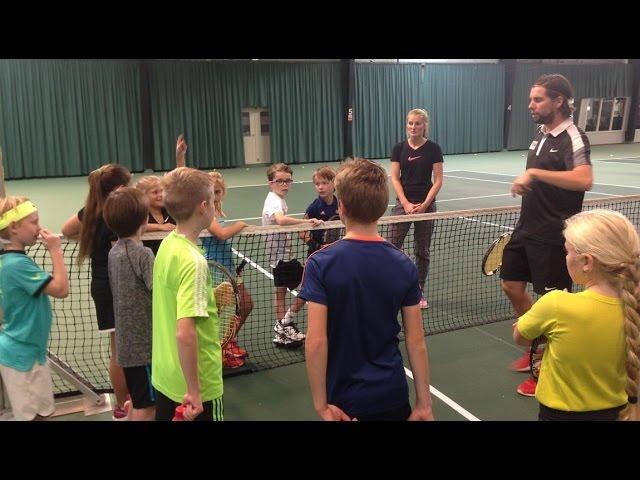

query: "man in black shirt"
xmin=502 ymin=74 xmax=593 ymax=397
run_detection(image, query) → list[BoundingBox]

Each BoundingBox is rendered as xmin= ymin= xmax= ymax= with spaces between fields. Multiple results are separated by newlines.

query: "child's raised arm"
xmin=176 ymin=134 xmax=187 ymax=168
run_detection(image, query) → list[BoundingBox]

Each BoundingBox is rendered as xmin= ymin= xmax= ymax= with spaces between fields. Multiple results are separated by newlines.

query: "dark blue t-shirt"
xmin=299 ymin=237 xmax=422 ymax=417
xmin=305 ymin=195 xmax=339 ymax=244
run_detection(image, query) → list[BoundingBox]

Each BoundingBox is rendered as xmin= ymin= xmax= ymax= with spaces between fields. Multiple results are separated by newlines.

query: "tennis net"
xmin=20 ymin=194 xmax=640 ymax=397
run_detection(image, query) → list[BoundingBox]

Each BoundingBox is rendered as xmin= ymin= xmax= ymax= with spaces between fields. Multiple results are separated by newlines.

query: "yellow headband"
xmin=0 ymin=201 xmax=38 ymax=230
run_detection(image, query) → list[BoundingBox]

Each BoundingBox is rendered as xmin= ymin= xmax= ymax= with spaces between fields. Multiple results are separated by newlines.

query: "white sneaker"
xmin=274 ymin=320 xmax=306 ymax=342
xmin=272 ymin=333 xmax=303 ymax=348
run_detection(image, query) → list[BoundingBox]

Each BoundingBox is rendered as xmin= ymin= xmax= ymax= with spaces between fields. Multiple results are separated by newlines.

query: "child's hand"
xmin=162 ymin=223 xmax=176 ymax=232
xmin=237 ymin=221 xmax=249 ymax=229
xmin=309 ymin=219 xmax=324 ymax=227
xmin=176 ymin=134 xmax=188 ymax=163
xmin=182 ymin=391 xmax=203 ymax=421
xmin=40 ymin=229 xmax=61 ymax=252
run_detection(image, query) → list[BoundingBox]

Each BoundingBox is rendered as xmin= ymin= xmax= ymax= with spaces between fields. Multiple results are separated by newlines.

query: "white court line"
xmin=451 ymin=169 xmax=640 ymax=190
xmin=404 ymin=367 xmax=481 ymax=421
xmin=444 ymin=174 xmax=622 ymax=197
xmin=462 ymin=216 xmax=513 ymax=231
xmin=231 ymin=248 xmax=299 ymax=297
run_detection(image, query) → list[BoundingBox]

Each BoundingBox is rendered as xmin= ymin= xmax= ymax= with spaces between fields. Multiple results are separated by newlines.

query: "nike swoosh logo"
xmin=549 ymin=149 xmax=559 ymax=153
xmin=408 ymin=156 xmax=421 ymax=161
xmin=543 ymin=287 xmax=557 ymax=291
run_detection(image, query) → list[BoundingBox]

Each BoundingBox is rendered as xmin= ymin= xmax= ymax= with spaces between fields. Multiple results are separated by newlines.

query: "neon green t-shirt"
xmin=517 ymin=289 xmax=627 ymax=412
xmin=151 ymin=231 xmax=222 ymax=403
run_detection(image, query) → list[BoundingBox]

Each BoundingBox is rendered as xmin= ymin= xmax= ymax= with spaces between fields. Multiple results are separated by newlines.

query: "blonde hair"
xmin=209 ymin=170 xmax=226 ymax=218
xmin=0 ymin=196 xmax=30 ymax=240
xmin=135 ymin=175 xmax=162 ymax=194
xmin=564 ymin=209 xmax=640 ymax=420
xmin=162 ymin=167 xmax=213 ymax=222
xmin=407 ymin=108 xmax=430 ymax=139
xmin=266 ymin=163 xmax=293 ymax=181
xmin=335 ymin=157 xmax=388 ymax=224
xmin=312 ymin=166 xmax=336 ymax=183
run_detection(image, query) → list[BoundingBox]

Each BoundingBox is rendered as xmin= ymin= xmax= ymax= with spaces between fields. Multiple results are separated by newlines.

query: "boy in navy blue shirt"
xmin=300 ymin=158 xmax=434 ymax=421
xmin=281 ymin=167 xmax=340 ymax=329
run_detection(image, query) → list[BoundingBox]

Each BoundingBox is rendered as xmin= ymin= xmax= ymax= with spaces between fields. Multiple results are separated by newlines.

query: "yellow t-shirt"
xmin=517 ymin=289 xmax=627 ymax=412
xmin=152 ymin=231 xmax=222 ymax=403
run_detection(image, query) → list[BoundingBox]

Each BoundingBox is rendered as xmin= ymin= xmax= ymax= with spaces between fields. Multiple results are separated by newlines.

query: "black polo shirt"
xmin=516 ymin=119 xmax=591 ymax=245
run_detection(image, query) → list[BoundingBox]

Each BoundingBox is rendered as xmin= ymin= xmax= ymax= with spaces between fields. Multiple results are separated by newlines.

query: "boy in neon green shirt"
xmin=152 ymin=167 xmax=223 ymax=421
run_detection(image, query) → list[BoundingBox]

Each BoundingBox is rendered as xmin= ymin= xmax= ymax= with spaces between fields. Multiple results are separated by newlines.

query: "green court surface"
xmin=5 ymin=142 xmax=640 ymax=421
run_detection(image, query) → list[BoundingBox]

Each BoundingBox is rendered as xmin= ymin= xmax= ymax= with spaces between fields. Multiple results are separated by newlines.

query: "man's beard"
xmin=533 ymin=111 xmax=554 ymax=125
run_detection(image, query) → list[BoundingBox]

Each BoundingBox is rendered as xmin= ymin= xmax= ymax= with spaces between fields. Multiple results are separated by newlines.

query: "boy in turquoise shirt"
xmin=0 ymin=196 xmax=69 ymax=420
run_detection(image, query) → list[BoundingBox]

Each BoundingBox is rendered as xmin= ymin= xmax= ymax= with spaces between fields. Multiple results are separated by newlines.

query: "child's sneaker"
xmin=223 ymin=350 xmax=245 ymax=369
xmin=226 ymin=339 xmax=248 ymax=358
xmin=516 ymin=377 xmax=537 ymax=397
xmin=112 ymin=400 xmax=131 ymax=421
xmin=274 ymin=320 xmax=306 ymax=342
xmin=272 ymin=333 xmax=303 ymax=348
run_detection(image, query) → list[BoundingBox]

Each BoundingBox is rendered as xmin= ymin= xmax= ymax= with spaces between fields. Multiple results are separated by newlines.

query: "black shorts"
xmin=272 ymin=259 xmax=304 ymax=290
xmin=538 ymin=403 xmax=624 ymax=421
xmin=500 ymin=233 xmax=572 ymax=295
xmin=123 ymin=364 xmax=156 ymax=409
xmin=91 ymin=279 xmax=115 ymax=331
xmin=154 ymin=390 xmax=223 ymax=421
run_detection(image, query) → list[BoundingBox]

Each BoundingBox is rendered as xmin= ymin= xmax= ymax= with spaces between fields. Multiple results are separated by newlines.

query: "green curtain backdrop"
xmin=0 ymin=59 xmax=142 ymax=179
xmin=148 ymin=61 xmax=343 ymax=170
xmin=354 ymin=63 xmax=504 ymax=158
xmin=507 ymin=63 xmax=633 ymax=150
xmin=354 ymin=64 xmax=422 ymax=159
xmin=423 ymin=63 xmax=504 ymax=154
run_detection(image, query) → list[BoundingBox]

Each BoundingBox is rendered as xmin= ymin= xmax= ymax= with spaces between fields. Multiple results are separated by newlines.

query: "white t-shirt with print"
xmin=262 ymin=192 xmax=292 ymax=267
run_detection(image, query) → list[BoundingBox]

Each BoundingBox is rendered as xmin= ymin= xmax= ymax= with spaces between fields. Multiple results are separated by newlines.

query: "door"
xmin=242 ymin=108 xmax=271 ymax=164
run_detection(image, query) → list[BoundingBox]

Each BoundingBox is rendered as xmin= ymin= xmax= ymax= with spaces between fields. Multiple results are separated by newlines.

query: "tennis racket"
xmin=481 ymin=232 xmax=512 ymax=276
xmin=529 ymin=336 xmax=545 ymax=380
xmin=322 ymin=214 xmax=343 ymax=245
xmin=208 ymin=259 xmax=248 ymax=348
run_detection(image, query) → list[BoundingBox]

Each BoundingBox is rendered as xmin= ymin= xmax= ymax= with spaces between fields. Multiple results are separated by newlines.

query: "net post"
xmin=47 ymin=351 xmax=105 ymax=407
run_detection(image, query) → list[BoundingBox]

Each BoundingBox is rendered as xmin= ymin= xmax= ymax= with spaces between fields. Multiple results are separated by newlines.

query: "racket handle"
xmin=236 ymin=259 xmax=248 ymax=276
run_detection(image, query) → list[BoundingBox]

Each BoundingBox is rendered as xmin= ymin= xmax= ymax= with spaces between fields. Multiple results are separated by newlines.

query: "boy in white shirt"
xmin=262 ymin=163 xmax=322 ymax=347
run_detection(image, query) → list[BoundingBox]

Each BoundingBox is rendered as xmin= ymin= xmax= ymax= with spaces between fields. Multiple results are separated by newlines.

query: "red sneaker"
xmin=510 ymin=352 xmax=531 ymax=372
xmin=516 ymin=377 xmax=537 ymax=397
xmin=226 ymin=339 xmax=248 ymax=359
xmin=223 ymin=351 xmax=245 ymax=369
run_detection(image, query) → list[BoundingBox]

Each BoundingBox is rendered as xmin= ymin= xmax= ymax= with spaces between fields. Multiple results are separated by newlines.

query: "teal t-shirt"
xmin=0 ymin=251 xmax=53 ymax=372
xmin=151 ymin=232 xmax=222 ymax=403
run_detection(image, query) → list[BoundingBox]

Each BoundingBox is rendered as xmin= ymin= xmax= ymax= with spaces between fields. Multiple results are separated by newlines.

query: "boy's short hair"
xmin=312 ymin=166 xmax=336 ymax=183
xmin=267 ymin=163 xmax=293 ymax=181
xmin=0 ymin=196 xmax=31 ymax=240
xmin=335 ymin=158 xmax=388 ymax=224
xmin=103 ymin=187 xmax=149 ymax=238
xmin=162 ymin=167 xmax=213 ymax=222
